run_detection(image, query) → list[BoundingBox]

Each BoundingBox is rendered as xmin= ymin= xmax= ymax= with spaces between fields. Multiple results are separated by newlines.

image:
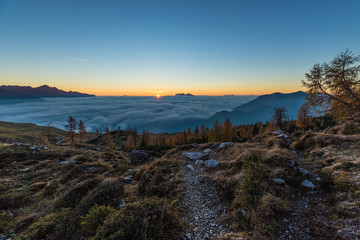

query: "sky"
xmin=0 ymin=0 xmax=359 ymax=96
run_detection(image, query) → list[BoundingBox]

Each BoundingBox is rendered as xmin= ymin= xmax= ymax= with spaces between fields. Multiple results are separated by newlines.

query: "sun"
xmin=156 ymin=94 xmax=161 ymax=99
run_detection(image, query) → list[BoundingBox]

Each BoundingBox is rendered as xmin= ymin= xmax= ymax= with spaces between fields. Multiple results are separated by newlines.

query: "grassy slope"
xmin=0 ymin=121 xmax=96 ymax=143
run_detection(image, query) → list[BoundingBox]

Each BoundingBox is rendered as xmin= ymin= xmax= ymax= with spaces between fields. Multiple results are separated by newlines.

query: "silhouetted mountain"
xmin=175 ymin=93 xmax=194 ymax=96
xmin=0 ymin=88 xmax=40 ymax=100
xmin=0 ymin=85 xmax=95 ymax=98
xmin=207 ymin=91 xmax=307 ymax=125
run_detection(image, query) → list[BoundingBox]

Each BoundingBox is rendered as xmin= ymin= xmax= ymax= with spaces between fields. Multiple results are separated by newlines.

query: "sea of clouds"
xmin=0 ymin=96 xmax=256 ymax=133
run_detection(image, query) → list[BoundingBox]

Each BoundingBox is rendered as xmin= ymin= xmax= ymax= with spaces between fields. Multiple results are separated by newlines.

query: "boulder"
xmin=182 ymin=152 xmax=206 ymax=160
xmin=301 ymin=179 xmax=315 ymax=189
xmin=204 ymin=159 xmax=219 ymax=168
xmin=219 ymin=142 xmax=234 ymax=149
xmin=130 ymin=150 xmax=149 ymax=165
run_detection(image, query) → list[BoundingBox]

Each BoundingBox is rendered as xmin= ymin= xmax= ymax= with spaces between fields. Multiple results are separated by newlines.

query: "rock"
xmin=86 ymin=166 xmax=97 ymax=173
xmin=219 ymin=142 xmax=234 ymax=149
xmin=23 ymin=168 xmax=30 ymax=172
xmin=273 ymin=178 xmax=285 ymax=184
xmin=301 ymin=179 xmax=315 ymax=189
xmin=187 ymin=164 xmax=195 ymax=171
xmin=186 ymin=233 xmax=192 ymax=240
xmin=182 ymin=152 xmax=206 ymax=160
xmin=60 ymin=160 xmax=76 ymax=164
xmin=296 ymin=167 xmax=309 ymax=175
xmin=273 ymin=130 xmax=285 ymax=135
xmin=119 ymin=199 xmax=126 ymax=208
xmin=316 ymin=177 xmax=321 ymax=181
xmin=204 ymin=159 xmax=219 ymax=168
xmin=123 ymin=177 xmax=132 ymax=184
xmin=130 ymin=150 xmax=149 ymax=165
xmin=195 ymin=160 xmax=204 ymax=166
xmin=203 ymin=148 xmax=213 ymax=154
xmin=289 ymin=159 xmax=296 ymax=168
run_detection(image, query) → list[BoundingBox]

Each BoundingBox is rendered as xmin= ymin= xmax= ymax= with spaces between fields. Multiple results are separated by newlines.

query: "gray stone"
xmin=289 ymin=159 xmax=296 ymax=168
xmin=123 ymin=177 xmax=132 ymax=184
xmin=86 ymin=166 xmax=97 ymax=173
xmin=119 ymin=199 xmax=126 ymax=208
xmin=203 ymin=148 xmax=213 ymax=154
xmin=219 ymin=142 xmax=234 ymax=149
xmin=186 ymin=233 xmax=192 ymax=240
xmin=273 ymin=130 xmax=285 ymax=135
xmin=296 ymin=167 xmax=309 ymax=175
xmin=273 ymin=178 xmax=285 ymax=184
xmin=187 ymin=164 xmax=195 ymax=171
xmin=182 ymin=152 xmax=206 ymax=160
xmin=195 ymin=160 xmax=204 ymax=166
xmin=301 ymin=179 xmax=315 ymax=189
xmin=130 ymin=150 xmax=149 ymax=165
xmin=204 ymin=159 xmax=219 ymax=168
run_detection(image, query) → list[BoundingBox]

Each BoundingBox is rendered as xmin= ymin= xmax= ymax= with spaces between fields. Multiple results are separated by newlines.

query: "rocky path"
xmin=182 ymin=158 xmax=229 ymax=239
xmin=278 ymin=151 xmax=334 ymax=239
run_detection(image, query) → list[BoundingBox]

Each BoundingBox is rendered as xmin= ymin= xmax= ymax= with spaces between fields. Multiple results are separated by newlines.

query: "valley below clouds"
xmin=0 ymin=96 xmax=255 ymax=133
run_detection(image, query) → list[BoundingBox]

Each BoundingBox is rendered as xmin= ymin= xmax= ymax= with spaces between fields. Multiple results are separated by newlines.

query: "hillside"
xmin=0 ymin=117 xmax=359 ymax=239
xmin=0 ymin=85 xmax=95 ymax=98
xmin=207 ymin=91 xmax=307 ymax=124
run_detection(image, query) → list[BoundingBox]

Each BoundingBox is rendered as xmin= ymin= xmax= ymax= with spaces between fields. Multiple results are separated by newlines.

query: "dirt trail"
xmin=278 ymin=150 xmax=335 ymax=239
xmin=182 ymin=160 xmax=229 ymax=240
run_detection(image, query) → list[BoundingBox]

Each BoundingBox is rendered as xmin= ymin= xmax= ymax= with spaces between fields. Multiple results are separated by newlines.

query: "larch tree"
xmin=66 ymin=116 xmax=77 ymax=144
xmin=222 ymin=118 xmax=233 ymax=141
xmin=271 ymin=107 xmax=288 ymax=130
xmin=200 ymin=123 xmax=207 ymax=143
xmin=140 ymin=130 xmax=151 ymax=148
xmin=296 ymin=103 xmax=312 ymax=132
xmin=193 ymin=125 xmax=200 ymax=141
xmin=78 ymin=120 xmax=87 ymax=143
xmin=302 ymin=49 xmax=360 ymax=119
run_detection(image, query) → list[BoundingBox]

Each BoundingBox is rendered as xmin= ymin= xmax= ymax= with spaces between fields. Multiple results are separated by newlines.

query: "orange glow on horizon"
xmin=78 ymin=87 xmax=302 ymax=97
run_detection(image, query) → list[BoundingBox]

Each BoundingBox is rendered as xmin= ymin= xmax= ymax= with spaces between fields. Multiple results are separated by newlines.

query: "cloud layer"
xmin=0 ymin=96 xmax=255 ymax=133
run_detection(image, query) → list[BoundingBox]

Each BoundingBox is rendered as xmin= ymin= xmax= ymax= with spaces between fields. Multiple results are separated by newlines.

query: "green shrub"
xmin=96 ymin=198 xmax=184 ymax=240
xmin=75 ymin=177 xmax=124 ymax=216
xmin=17 ymin=210 xmax=70 ymax=240
xmin=240 ymin=151 xmax=269 ymax=206
xmin=81 ymin=204 xmax=115 ymax=235
xmin=136 ymin=159 xmax=183 ymax=199
xmin=54 ymin=177 xmax=101 ymax=209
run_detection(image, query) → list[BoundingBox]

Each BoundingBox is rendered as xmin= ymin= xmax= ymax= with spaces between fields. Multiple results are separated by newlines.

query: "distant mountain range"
xmin=175 ymin=93 xmax=194 ymax=96
xmin=206 ymin=91 xmax=307 ymax=125
xmin=0 ymin=85 xmax=95 ymax=99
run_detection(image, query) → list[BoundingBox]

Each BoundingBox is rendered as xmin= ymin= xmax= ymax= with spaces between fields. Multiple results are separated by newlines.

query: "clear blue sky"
xmin=0 ymin=0 xmax=359 ymax=95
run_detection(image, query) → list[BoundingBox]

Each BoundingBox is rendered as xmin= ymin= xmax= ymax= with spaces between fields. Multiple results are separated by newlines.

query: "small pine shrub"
xmin=96 ymin=198 xmax=184 ymax=240
xmin=80 ymin=204 xmax=115 ymax=235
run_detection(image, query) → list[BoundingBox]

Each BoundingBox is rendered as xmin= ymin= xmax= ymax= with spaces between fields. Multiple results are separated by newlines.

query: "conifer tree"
xmin=65 ymin=116 xmax=77 ymax=144
xmin=296 ymin=103 xmax=312 ymax=132
xmin=271 ymin=107 xmax=288 ymax=130
xmin=78 ymin=120 xmax=87 ymax=143
xmin=193 ymin=125 xmax=200 ymax=141
xmin=222 ymin=118 xmax=233 ymax=141
xmin=200 ymin=123 xmax=207 ymax=142
xmin=302 ymin=50 xmax=360 ymax=118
